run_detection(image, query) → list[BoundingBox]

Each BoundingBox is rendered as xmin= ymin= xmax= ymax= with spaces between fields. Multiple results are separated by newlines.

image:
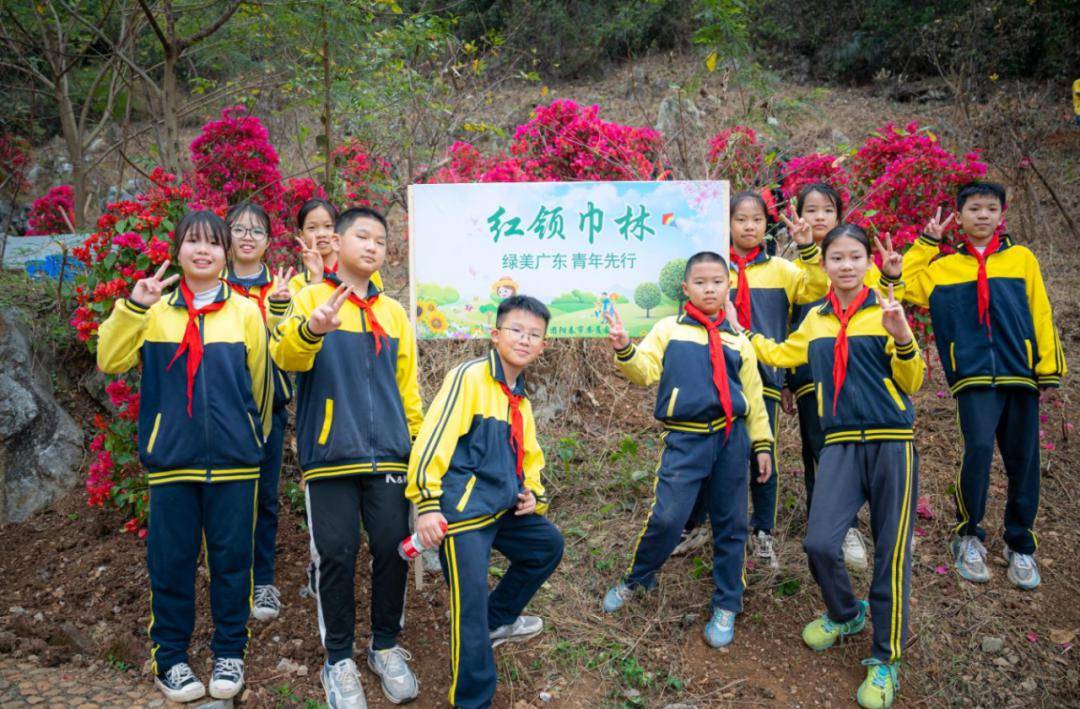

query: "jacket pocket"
xmin=882 ymin=378 xmax=907 ymax=411
xmin=949 ymin=342 xmax=957 ymax=371
xmin=666 ymin=387 xmax=680 ymax=418
xmin=816 ymin=383 xmax=824 ymax=418
xmin=1025 ymin=339 xmax=1033 ymax=369
xmin=455 ymin=474 xmax=477 ymax=512
xmin=247 ymin=412 xmax=263 ymax=448
xmin=147 ymin=413 xmax=162 ymax=454
xmin=318 ymin=398 xmax=334 ymax=446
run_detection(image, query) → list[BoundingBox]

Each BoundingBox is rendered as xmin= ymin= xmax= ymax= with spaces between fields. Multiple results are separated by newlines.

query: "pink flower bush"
xmin=706 ymin=125 xmax=764 ymax=190
xmin=26 ymin=185 xmax=75 ymax=235
xmin=781 ymin=153 xmax=851 ymax=208
xmin=0 ymin=133 xmax=31 ymax=195
xmin=333 ymin=139 xmax=395 ymax=211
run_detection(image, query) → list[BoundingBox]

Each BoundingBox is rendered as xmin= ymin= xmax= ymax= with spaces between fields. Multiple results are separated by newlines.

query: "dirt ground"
xmin=1 ymin=52 xmax=1079 ymax=708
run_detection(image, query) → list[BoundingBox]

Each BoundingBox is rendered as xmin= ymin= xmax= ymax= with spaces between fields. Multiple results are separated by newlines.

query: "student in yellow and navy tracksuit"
xmin=744 ymin=224 xmax=923 ymax=709
xmin=904 ymin=182 xmax=1065 ymax=590
xmin=223 ymin=202 xmax=296 ymax=622
xmin=272 ymin=207 xmax=422 ymax=706
xmin=407 ymin=296 xmax=563 ymax=709
xmin=97 ymin=211 xmax=271 ymax=704
xmin=726 ymin=190 xmax=828 ymax=566
xmin=782 ymin=182 xmax=904 ymax=572
xmin=601 ymin=252 xmax=773 ymax=651
xmin=288 ymin=198 xmax=383 ymax=296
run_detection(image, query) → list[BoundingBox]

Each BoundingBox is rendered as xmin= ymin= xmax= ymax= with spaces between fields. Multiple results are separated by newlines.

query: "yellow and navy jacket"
xmin=904 ymin=233 xmax=1066 ymax=394
xmin=271 ymin=280 xmax=422 ymax=481
xmin=786 ymin=264 xmax=904 ymax=401
xmin=406 ymin=351 xmax=549 ymax=534
xmin=288 ymin=267 xmax=383 ymax=296
xmin=749 ymin=290 xmax=924 ymax=445
xmin=613 ymin=313 xmax=773 ymax=449
xmin=96 ymin=284 xmax=272 ymax=485
xmin=730 ymin=243 xmax=829 ymax=399
xmin=224 ymin=264 xmax=294 ymax=409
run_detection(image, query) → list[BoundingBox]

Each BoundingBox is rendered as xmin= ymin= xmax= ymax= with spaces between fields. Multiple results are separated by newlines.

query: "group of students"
xmin=94 ymin=178 xmax=1064 ymax=709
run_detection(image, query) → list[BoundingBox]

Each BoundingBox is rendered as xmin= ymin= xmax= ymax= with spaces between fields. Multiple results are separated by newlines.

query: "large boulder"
xmin=0 ymin=308 xmax=83 ymax=523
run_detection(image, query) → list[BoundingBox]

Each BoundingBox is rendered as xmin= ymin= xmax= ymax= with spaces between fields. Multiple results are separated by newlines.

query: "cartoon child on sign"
xmin=492 ymin=275 xmax=519 ymax=301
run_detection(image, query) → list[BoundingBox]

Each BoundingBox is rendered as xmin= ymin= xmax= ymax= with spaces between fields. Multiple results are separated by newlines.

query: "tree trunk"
xmin=321 ymin=2 xmax=332 ymax=191
xmin=53 ymin=77 xmax=86 ymax=230
xmin=161 ymin=47 xmax=181 ymax=174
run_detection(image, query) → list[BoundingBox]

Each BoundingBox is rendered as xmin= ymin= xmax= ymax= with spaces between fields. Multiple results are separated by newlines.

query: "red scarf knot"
xmin=326 ymin=275 xmax=389 ymax=355
xmin=228 ymin=281 xmax=269 ymax=325
xmin=962 ymin=235 xmax=999 ymax=339
xmin=729 ymin=247 xmax=760 ymax=330
xmin=498 ymin=381 xmax=525 ymax=480
xmin=167 ymin=280 xmax=227 ymax=417
xmin=826 ymin=286 xmax=871 ymax=416
xmin=683 ymin=301 xmax=734 ymax=439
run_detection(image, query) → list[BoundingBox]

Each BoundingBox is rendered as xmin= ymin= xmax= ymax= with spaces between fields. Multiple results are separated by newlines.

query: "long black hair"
xmin=170 ymin=210 xmax=230 ymax=262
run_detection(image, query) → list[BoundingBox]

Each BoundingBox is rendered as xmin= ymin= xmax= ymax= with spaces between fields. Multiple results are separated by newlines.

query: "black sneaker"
xmin=154 ymin=662 xmax=206 ymax=703
xmin=209 ymin=657 xmax=244 ymax=699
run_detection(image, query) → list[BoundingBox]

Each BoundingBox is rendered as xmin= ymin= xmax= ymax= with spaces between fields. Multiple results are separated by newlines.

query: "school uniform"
xmin=749 ymin=288 xmax=924 ymax=663
xmin=729 ymin=243 xmax=829 ymax=532
xmin=904 ymin=233 xmax=1065 ymax=555
xmin=406 ymin=350 xmax=562 ymax=709
xmin=224 ymin=265 xmax=294 ymax=588
xmin=271 ymin=275 xmax=422 ymax=660
xmin=786 ymin=264 xmax=903 ymax=513
xmin=614 ymin=310 xmax=772 ymax=612
xmin=96 ymin=282 xmax=272 ymax=675
xmin=287 ymin=265 xmax=383 ymax=296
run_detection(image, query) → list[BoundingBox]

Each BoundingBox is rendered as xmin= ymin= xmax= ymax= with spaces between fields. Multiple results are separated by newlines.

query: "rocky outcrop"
xmin=0 ymin=308 xmax=83 ymax=523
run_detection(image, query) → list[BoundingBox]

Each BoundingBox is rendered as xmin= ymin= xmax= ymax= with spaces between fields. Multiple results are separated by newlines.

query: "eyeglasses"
xmin=231 ymin=224 xmax=268 ymax=241
xmin=498 ymin=326 xmax=544 ymax=344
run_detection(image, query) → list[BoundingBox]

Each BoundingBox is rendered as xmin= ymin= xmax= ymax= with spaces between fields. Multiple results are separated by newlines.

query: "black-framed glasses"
xmin=497 ymin=326 xmax=544 ymax=344
xmin=231 ymin=224 xmax=268 ymax=241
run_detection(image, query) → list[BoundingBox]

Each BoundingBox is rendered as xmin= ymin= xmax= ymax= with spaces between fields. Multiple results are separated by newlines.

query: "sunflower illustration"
xmin=426 ymin=311 xmax=449 ymax=334
xmin=415 ymin=299 xmax=438 ymax=319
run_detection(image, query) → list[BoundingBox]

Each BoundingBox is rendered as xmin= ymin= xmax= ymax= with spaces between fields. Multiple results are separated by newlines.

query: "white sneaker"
xmin=208 ymin=657 xmax=244 ymax=699
xmin=751 ymin=530 xmax=779 ymax=569
xmin=490 ymin=615 xmax=544 ymax=647
xmin=1003 ymin=548 xmax=1041 ymax=590
xmin=252 ymin=584 xmax=281 ymax=621
xmin=154 ymin=662 xmax=205 ymax=703
xmin=366 ymin=643 xmax=419 ymax=704
xmin=842 ymin=528 xmax=869 ymax=571
xmin=950 ymin=535 xmax=990 ymax=583
xmin=323 ymin=658 xmax=368 ymax=709
xmin=671 ymin=526 xmax=710 ymax=556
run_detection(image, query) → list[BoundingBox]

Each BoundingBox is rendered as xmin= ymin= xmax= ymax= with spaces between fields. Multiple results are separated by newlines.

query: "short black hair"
xmin=683 ymin=251 xmax=730 ymax=279
xmin=729 ymin=190 xmax=768 ymax=218
xmin=796 ymin=182 xmax=844 ymax=219
xmin=957 ymin=181 xmax=1006 ymax=211
xmin=336 ymin=206 xmax=389 ymax=237
xmin=170 ymin=210 xmax=230 ymax=263
xmin=297 ymin=198 xmax=338 ymax=230
xmin=821 ymin=223 xmax=871 ymax=257
xmin=496 ymin=295 xmax=550 ymax=328
xmin=225 ymin=201 xmax=271 ymax=233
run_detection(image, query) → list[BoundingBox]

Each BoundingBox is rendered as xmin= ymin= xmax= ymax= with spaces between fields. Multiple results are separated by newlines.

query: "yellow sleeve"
xmin=393 ymin=307 xmax=424 ymax=437
xmin=887 ymin=337 xmax=925 ymax=395
xmin=270 ymin=292 xmax=324 ymax=372
xmin=613 ymin=318 xmax=670 ymax=386
xmin=287 ymin=272 xmax=310 ymax=297
xmin=244 ymin=305 xmax=273 ymax=437
xmin=865 ymin=263 xmax=906 ymax=302
xmin=266 ymin=294 xmax=291 ymax=333
xmin=748 ymin=319 xmax=812 ymax=369
xmin=521 ymin=404 xmax=549 ymax=515
xmin=735 ymin=335 xmax=773 ymax=447
xmin=791 ymin=243 xmax=830 ymax=304
xmin=900 ymin=235 xmax=940 ymax=308
xmin=96 ymin=298 xmax=152 ymax=374
xmin=406 ymin=365 xmax=474 ymax=514
xmin=1025 ymin=250 xmax=1067 ymax=386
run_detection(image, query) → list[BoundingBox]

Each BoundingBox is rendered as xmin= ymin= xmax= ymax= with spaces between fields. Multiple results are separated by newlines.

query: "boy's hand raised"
xmin=923 ymin=207 xmax=956 ymax=241
xmin=269 ymin=267 xmax=295 ymax=302
xmin=417 ymin=511 xmax=447 ymax=549
xmin=780 ymin=205 xmax=813 ymax=246
xmin=308 ymin=283 xmax=352 ymax=335
xmin=296 ymin=236 xmax=324 ymax=284
xmin=604 ymin=308 xmax=630 ymax=351
xmin=879 ymin=283 xmax=913 ymax=344
xmin=874 ymin=232 xmax=903 ymax=279
xmin=130 ymin=260 xmax=179 ymax=307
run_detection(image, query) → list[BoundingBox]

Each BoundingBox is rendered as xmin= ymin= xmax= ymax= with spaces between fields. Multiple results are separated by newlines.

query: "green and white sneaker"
xmin=1003 ymin=548 xmax=1041 ymax=590
xmin=802 ymin=600 xmax=869 ymax=651
xmin=857 ymin=659 xmax=899 ymax=709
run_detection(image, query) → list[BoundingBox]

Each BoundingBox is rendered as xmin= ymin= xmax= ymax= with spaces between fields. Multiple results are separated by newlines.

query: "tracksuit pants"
xmin=305 ymin=473 xmax=410 ymax=662
xmin=953 ymin=387 xmax=1041 ymax=554
xmin=796 ymin=390 xmax=825 ymax=516
xmin=147 ymin=479 xmax=257 ymax=674
xmin=439 ymin=512 xmax=564 ymax=709
xmin=804 ymin=441 xmax=917 ymax=663
xmin=625 ymin=421 xmax=750 ymax=612
xmin=253 ymin=406 xmax=287 ymax=586
xmin=749 ymin=397 xmax=780 ymax=533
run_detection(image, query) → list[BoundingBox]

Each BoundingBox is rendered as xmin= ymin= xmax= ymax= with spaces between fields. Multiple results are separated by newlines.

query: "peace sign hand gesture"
xmin=130 ymin=260 xmax=180 ymax=307
xmin=874 ymin=231 xmax=903 ymax=279
xmin=923 ymin=207 xmax=956 ymax=241
xmin=879 ymin=283 xmax=913 ymax=344
xmin=296 ymin=236 xmax=324 ymax=285
xmin=269 ymin=267 xmax=295 ymax=302
xmin=308 ymin=283 xmax=353 ymax=335
xmin=780 ymin=205 xmax=813 ymax=246
xmin=603 ymin=307 xmax=630 ymax=351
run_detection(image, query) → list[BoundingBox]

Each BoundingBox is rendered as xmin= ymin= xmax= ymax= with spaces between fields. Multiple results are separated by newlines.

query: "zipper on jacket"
xmin=363 ymin=307 xmax=376 ymax=470
xmin=200 ymin=313 xmax=211 ymax=482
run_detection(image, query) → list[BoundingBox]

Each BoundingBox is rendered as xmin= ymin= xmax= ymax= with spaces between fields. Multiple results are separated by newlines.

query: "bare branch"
xmin=136 ymin=0 xmax=169 ymax=49
xmin=177 ymin=0 xmax=242 ymax=50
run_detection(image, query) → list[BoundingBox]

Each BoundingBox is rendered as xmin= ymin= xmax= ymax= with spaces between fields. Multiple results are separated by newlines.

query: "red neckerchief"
xmin=683 ymin=301 xmax=734 ymax=439
xmin=962 ymin=234 xmax=1000 ymax=339
xmin=826 ymin=286 xmax=871 ymax=415
xmin=729 ymin=247 xmax=760 ymax=330
xmin=166 ymin=280 xmax=227 ymax=416
xmin=227 ymin=280 xmax=269 ymax=325
xmin=498 ymin=381 xmax=525 ymax=480
xmin=325 ymin=274 xmax=388 ymax=355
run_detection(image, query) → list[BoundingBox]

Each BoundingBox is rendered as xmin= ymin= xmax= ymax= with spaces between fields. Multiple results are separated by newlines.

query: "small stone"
xmin=1021 ymin=679 xmax=1037 ymax=692
xmin=623 ymin=688 xmax=641 ymax=699
xmin=981 ymin=636 xmax=1004 ymax=653
xmin=195 ymin=701 xmax=233 ymax=709
xmin=993 ymin=657 xmax=1011 ymax=668
xmin=32 ymin=613 xmax=43 ymax=622
xmin=538 ymin=691 xmax=552 ymax=702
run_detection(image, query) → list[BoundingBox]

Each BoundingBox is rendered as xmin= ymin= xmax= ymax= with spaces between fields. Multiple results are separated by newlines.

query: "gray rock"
xmin=0 ymin=308 xmax=84 ymax=523
xmin=656 ymin=94 xmax=703 ymax=140
xmin=981 ymin=636 xmax=1004 ymax=653
xmin=194 ymin=701 xmax=233 ymax=709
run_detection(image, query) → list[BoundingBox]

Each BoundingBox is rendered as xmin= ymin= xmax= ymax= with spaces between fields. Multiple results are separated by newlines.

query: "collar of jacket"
xmin=487 ymin=349 xmax=526 ymax=396
xmin=676 ymin=309 xmax=738 ymax=334
xmin=731 ymin=248 xmax=770 ymax=270
xmin=816 ymin=287 xmax=878 ymax=316
xmin=166 ymin=280 xmax=230 ymax=308
xmin=323 ymin=272 xmax=381 ymax=299
xmin=958 ymin=232 xmax=1014 ymax=256
xmin=223 ymin=264 xmax=272 ymax=287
